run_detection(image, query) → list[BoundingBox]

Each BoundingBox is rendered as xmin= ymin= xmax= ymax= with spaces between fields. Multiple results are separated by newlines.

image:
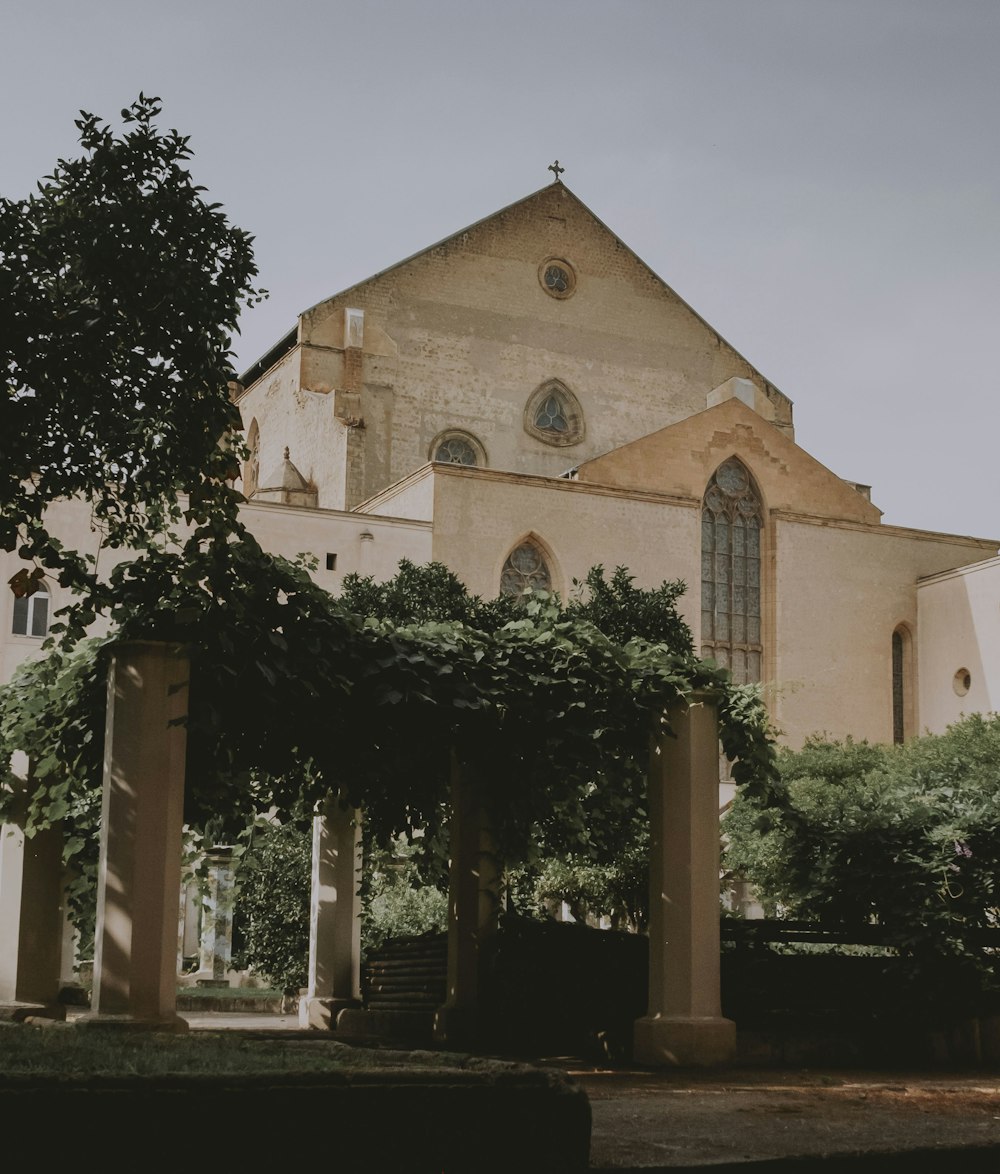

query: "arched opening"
xmin=12 ymin=584 xmax=50 ymax=638
xmin=892 ymin=625 xmax=914 ymax=743
xmin=429 ymin=430 xmax=486 ymax=467
xmin=500 ymin=538 xmax=553 ymax=598
xmin=700 ymin=457 xmax=763 ymax=685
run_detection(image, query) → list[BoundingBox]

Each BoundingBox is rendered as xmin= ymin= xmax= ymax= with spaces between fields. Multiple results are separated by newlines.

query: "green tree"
xmin=1 ymin=95 xmax=264 ymax=622
xmin=723 ymin=716 xmax=1000 ymax=973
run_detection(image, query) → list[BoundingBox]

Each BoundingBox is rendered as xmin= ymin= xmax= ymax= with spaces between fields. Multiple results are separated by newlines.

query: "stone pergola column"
xmin=433 ymin=753 xmax=500 ymax=1047
xmin=0 ymin=811 xmax=65 ymax=1018
xmin=87 ymin=642 xmax=189 ymax=1030
xmin=300 ymin=797 xmax=362 ymax=1029
xmin=634 ymin=692 xmax=737 ymax=1066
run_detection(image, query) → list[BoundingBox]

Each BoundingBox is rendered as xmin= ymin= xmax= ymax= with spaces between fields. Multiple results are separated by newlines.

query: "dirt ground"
xmin=560 ymin=1063 xmax=1000 ymax=1169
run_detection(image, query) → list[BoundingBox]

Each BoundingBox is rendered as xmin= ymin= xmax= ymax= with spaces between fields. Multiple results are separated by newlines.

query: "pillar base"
xmin=633 ymin=1015 xmax=736 ymax=1067
xmin=0 ymin=1001 xmax=66 ymax=1023
xmin=298 ymin=995 xmax=361 ymax=1030
xmin=76 ymin=1012 xmax=189 ymax=1034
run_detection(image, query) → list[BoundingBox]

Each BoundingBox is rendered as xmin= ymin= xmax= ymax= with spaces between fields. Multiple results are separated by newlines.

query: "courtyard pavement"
xmin=182 ymin=1011 xmax=1000 ymax=1170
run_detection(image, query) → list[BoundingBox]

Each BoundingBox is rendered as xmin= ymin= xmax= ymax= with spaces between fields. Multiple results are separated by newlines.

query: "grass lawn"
xmin=0 ymin=1020 xmax=451 ymax=1077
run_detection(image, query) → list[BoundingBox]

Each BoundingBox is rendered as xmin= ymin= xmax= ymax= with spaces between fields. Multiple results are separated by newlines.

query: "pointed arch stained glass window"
xmin=500 ymin=541 xmax=552 ymax=598
xmin=700 ymin=458 xmax=763 ymax=684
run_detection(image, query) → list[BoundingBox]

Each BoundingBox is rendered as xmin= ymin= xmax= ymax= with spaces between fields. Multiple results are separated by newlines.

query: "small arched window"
xmin=892 ymin=625 xmax=913 ymax=744
xmin=524 ymin=381 xmax=584 ymax=447
xmin=429 ymin=430 xmax=486 ymax=467
xmin=244 ymin=419 xmax=260 ymax=497
xmin=700 ymin=457 xmax=763 ymax=685
xmin=12 ymin=585 xmax=50 ymax=638
xmin=500 ymin=540 xmax=552 ymax=598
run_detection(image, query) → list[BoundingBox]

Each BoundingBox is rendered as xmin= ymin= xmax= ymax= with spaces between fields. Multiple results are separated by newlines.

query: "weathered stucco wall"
xmin=427 ymin=465 xmax=702 ymax=635
xmin=244 ymin=184 xmax=793 ymax=508
xmin=771 ymin=518 xmax=996 ymax=746
xmin=917 ymin=557 xmax=1000 ymax=733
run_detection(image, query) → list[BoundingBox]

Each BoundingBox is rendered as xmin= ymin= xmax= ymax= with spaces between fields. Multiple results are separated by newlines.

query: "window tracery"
xmin=523 ymin=381 xmax=584 ymax=447
xmin=500 ymin=540 xmax=552 ymax=598
xmin=430 ymin=430 xmax=485 ymax=467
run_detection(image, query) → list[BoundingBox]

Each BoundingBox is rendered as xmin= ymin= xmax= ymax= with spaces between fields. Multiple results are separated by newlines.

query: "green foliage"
xmin=569 ymin=564 xmax=692 ymax=652
xmin=723 ymin=717 xmax=1000 ymax=978
xmin=0 ymin=549 xmax=779 ymax=939
xmin=230 ymin=817 xmax=312 ymax=991
xmin=1 ymin=95 xmax=264 ymax=607
xmin=511 ymin=840 xmax=649 ymax=932
xmin=341 ymin=558 xmax=514 ymax=630
xmin=361 ymin=834 xmax=449 ymax=953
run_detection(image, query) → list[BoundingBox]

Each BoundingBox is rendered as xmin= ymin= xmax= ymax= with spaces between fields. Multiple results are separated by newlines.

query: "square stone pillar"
xmin=86 ymin=642 xmax=190 ymax=1031
xmin=299 ymin=797 xmax=362 ymax=1029
xmin=634 ymin=693 xmax=736 ymax=1066
xmin=0 ymin=815 xmax=65 ymax=1018
xmin=433 ymin=754 xmax=499 ymax=1047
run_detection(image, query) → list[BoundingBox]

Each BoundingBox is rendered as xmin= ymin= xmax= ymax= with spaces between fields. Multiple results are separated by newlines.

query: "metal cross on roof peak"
xmin=548 ymin=160 xmax=565 ymax=182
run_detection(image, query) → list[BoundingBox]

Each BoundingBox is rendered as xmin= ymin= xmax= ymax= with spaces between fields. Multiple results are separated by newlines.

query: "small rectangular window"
xmin=325 ymin=553 xmax=337 ymax=571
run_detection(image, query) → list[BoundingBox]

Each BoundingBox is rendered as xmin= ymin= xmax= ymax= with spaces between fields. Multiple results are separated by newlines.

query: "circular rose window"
xmin=539 ymin=257 xmax=576 ymax=299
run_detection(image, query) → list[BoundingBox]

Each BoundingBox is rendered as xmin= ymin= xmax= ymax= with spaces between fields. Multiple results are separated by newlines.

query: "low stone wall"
xmin=0 ymin=1057 xmax=591 ymax=1171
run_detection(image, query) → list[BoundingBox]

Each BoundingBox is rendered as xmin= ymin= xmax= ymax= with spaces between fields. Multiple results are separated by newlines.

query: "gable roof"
xmin=240 ymin=181 xmax=790 ymax=413
xmin=576 ymin=396 xmax=882 ymax=525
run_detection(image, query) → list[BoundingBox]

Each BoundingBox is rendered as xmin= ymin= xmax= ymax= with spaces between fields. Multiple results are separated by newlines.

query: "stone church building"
xmin=231 ymin=179 xmax=998 ymax=750
xmin=3 ymin=179 xmax=998 ymax=747
xmin=3 ymin=177 xmax=1000 ymax=1033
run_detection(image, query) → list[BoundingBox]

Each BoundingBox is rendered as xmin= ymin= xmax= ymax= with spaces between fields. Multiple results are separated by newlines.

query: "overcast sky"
xmin=3 ymin=1 xmax=998 ymax=539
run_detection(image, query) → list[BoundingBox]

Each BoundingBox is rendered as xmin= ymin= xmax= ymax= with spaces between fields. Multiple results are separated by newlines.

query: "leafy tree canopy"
xmin=1 ymin=95 xmax=263 ymax=597
xmin=723 ymin=717 xmax=1000 ymax=966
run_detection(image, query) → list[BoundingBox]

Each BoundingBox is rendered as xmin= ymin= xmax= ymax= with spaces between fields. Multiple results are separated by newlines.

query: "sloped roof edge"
xmin=240 ymin=181 xmax=793 ymax=406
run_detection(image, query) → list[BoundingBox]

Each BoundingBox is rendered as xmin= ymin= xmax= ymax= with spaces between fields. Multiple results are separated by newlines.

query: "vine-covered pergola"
xmin=1 ymin=97 xmax=780 ymax=1065
xmin=1 ymin=535 xmax=779 ymax=1064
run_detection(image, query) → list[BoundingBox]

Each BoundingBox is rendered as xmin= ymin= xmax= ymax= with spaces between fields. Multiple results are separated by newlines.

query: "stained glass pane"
xmin=717 ymin=612 xmax=730 ymax=641
xmin=748 ymin=616 xmax=761 ymax=644
xmin=434 ymin=437 xmax=478 ymax=465
xmin=501 ymin=542 xmax=551 ymax=598
xmin=701 ymin=612 xmax=714 ymax=640
xmin=536 ymin=395 xmax=568 ymax=433
xmin=732 ymin=614 xmax=746 ymax=643
xmin=734 ymin=556 xmax=746 ymax=585
xmin=716 ymin=554 xmax=729 ymax=584
xmin=701 ymin=580 xmax=714 ymax=610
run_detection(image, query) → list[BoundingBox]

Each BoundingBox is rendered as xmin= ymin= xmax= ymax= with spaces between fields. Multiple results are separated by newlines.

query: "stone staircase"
xmin=337 ymin=931 xmax=449 ymax=1043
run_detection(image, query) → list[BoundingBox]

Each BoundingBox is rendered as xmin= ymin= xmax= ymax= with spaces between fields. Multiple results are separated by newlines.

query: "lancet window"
xmin=700 ymin=458 xmax=763 ymax=684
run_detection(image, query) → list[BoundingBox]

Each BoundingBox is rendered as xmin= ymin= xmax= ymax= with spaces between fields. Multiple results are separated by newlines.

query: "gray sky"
xmin=3 ymin=0 xmax=998 ymax=539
